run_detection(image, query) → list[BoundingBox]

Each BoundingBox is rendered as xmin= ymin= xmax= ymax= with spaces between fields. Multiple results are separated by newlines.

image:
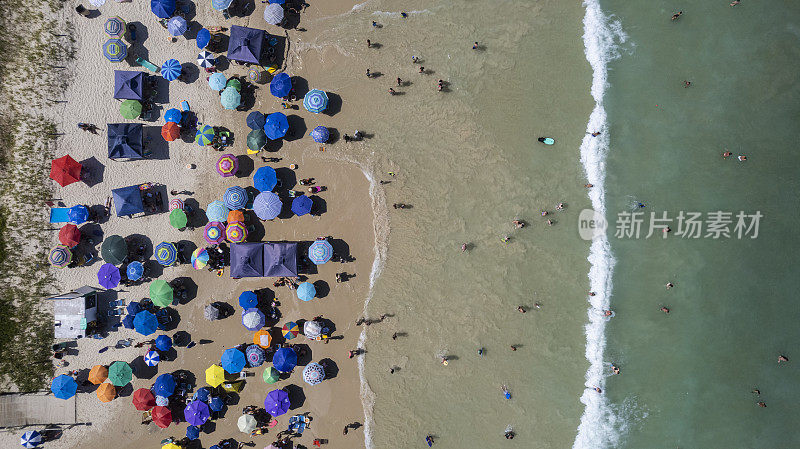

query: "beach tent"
xmin=111 ymin=185 xmax=145 ymax=216
xmin=269 ymin=72 xmax=291 ymax=98
xmin=230 ymin=242 xmax=265 ymax=278
xmin=113 ymin=71 xmax=144 ymax=100
xmin=227 ymin=25 xmax=265 ymax=65
xmin=50 ymin=155 xmax=82 ymax=187
xmin=101 ymin=234 xmax=127 ymax=264
xmin=107 ymin=123 xmax=144 ymax=159
xmin=264 ymin=242 xmax=298 ymax=277
xmin=264 ymin=112 xmax=289 ymax=140
xmin=253 ymin=191 xmax=282 ymax=220
xmin=67 ymin=205 xmax=89 ymax=224
xmin=150 ymin=0 xmax=175 ymax=19
xmin=132 ymin=388 xmax=156 ymax=410
xmin=272 ymin=347 xmax=297 ymax=372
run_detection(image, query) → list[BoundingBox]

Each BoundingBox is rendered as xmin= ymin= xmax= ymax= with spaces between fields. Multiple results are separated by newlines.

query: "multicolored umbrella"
xmin=291 ymin=195 xmax=313 ymax=216
xmin=204 ymin=221 xmax=226 ymax=244
xmin=50 ymin=155 xmax=82 ymax=187
xmin=161 ymin=59 xmax=182 ymax=81
xmin=58 ymin=224 xmax=81 ymax=247
xmin=221 ymin=348 xmax=246 ymax=374
xmin=227 ymin=209 xmax=245 ymax=223
xmin=103 ymin=39 xmax=127 ymax=63
xmin=167 ymin=16 xmax=187 ymax=36
xmin=282 ymin=321 xmax=299 ymax=340
xmin=155 ymin=334 xmax=172 ymax=351
xmin=133 ymin=310 xmax=158 ymax=335
xmin=127 ymin=261 xmax=144 ymax=281
xmin=206 ymin=364 xmax=225 ymax=387
xmin=169 ymin=208 xmax=188 ymax=229
xmin=247 ymin=129 xmax=267 ymax=152
xmin=132 ymin=388 xmax=156 ymax=410
xmin=184 ymin=400 xmax=211 ymax=426
xmin=241 ymin=308 xmax=264 ymax=331
xmin=101 ymin=235 xmax=127 ymax=265
xmin=88 ymin=365 xmax=108 ymax=385
xmin=161 ymin=122 xmax=180 ymax=141
xmin=197 ymin=50 xmax=215 ymax=68
xmin=264 ymin=389 xmax=290 ymax=416
xmin=186 ymin=425 xmax=201 ymax=440
xmin=246 ymin=344 xmax=266 ymax=367
xmin=253 ymin=328 xmax=272 ymax=348
xmin=104 ymin=16 xmax=126 ymax=37
xmin=311 ymin=126 xmax=330 ymax=143
xmin=302 ymin=362 xmax=325 ymax=385
xmin=154 ymin=242 xmax=177 ymax=266
xmin=169 ymin=198 xmax=184 ymax=211
xmin=153 ymin=373 xmax=176 ymax=397
xmin=149 ymin=279 xmax=174 ymax=307
xmin=164 ymin=108 xmax=182 ymax=123
xmin=246 ymin=111 xmax=266 ymax=130
xmin=239 ymin=291 xmax=258 ymax=308
xmin=191 ymin=248 xmax=209 ymax=269
xmin=297 ymin=282 xmax=316 ymax=301
xmin=151 ymin=405 xmax=172 ymax=428
xmin=145 ymin=350 xmax=160 ymax=366
xmin=20 ymin=430 xmax=42 ymax=448
xmin=224 ymin=186 xmax=248 ymax=210
xmin=262 ymin=366 xmax=280 ymax=384
xmin=120 ymin=99 xmax=142 ymax=119
xmin=196 ymin=28 xmax=211 ymax=49
xmin=238 ymin=414 xmax=257 ymax=433
xmin=212 ymin=0 xmax=234 ymax=10
xmin=108 ymin=361 xmax=133 ymax=386
xmin=196 ymin=124 xmax=215 ymax=145
xmin=303 ymin=89 xmax=328 ymax=113
xmin=98 ymin=263 xmax=121 ymax=288
xmin=269 ymin=72 xmax=291 ymax=98
xmin=308 ymin=239 xmax=333 ymax=265
xmin=96 ymin=382 xmax=116 ymax=402
xmin=206 ymin=200 xmax=229 ymax=222
xmin=221 ymin=86 xmax=241 ymax=110
xmin=208 ymin=72 xmax=227 ymax=91
xmin=248 ymin=67 xmax=262 ymax=83
xmin=216 ymin=153 xmax=238 ymax=177
xmin=51 ymin=375 xmax=77 ymax=399
xmin=49 ymin=245 xmax=72 ymax=268
xmin=253 ymin=191 xmax=282 ymax=220
xmin=226 ymin=222 xmax=247 ymax=243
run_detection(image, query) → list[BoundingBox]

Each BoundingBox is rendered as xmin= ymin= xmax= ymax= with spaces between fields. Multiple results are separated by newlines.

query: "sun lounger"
xmin=49 ymin=207 xmax=70 ymax=223
xmin=135 ymin=57 xmax=160 ymax=73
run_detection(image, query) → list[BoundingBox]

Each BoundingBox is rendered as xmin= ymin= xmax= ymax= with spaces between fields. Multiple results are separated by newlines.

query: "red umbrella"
xmin=151 ymin=405 xmax=172 ymax=428
xmin=132 ymin=388 xmax=156 ymax=411
xmin=161 ymin=122 xmax=181 ymax=142
xmin=50 ymin=155 xmax=82 ymax=187
xmin=58 ymin=224 xmax=81 ymax=247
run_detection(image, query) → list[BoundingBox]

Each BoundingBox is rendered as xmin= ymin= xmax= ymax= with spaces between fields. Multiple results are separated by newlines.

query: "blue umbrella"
xmin=264 ymin=389 xmax=290 ymax=416
xmin=239 ymin=291 xmax=258 ymax=308
xmin=269 ymin=72 xmax=292 ymax=98
xmin=208 ymin=72 xmax=227 ymax=91
xmin=263 ymin=112 xmax=289 ymax=140
xmin=272 ymin=347 xmax=297 ymax=372
xmin=246 ymin=344 xmax=266 ymax=367
xmin=167 ymin=16 xmax=187 ymax=36
xmin=133 ymin=310 xmax=158 ymax=336
xmin=126 ymin=300 xmax=141 ymax=315
xmin=153 ymin=373 xmax=176 ymax=396
xmin=242 ymin=308 xmax=265 ymax=331
xmin=193 ymin=386 xmax=211 ymax=402
xmin=197 ymin=28 xmax=211 ymax=49
xmin=311 ymin=126 xmax=329 ymax=143
xmin=253 ymin=166 xmax=277 ymax=192
xmin=224 ymin=186 xmax=248 ymax=210
xmin=161 ymin=59 xmax=182 ymax=81
xmin=68 ymin=205 xmax=89 ymax=224
xmin=127 ymin=261 xmax=144 ymax=281
xmin=206 ymin=200 xmax=229 ymax=222
xmin=212 ymin=0 xmax=234 ymax=10
xmin=122 ymin=314 xmax=135 ymax=329
xmin=253 ymin=191 xmax=282 ymax=220
xmin=186 ymin=425 xmax=200 ymax=440
xmin=221 ymin=86 xmax=241 ymax=109
xmin=164 ymin=108 xmax=182 ymax=123
xmin=303 ymin=89 xmax=328 ymax=113
xmin=51 ymin=375 xmax=77 ymax=399
xmin=20 ymin=430 xmax=42 ymax=448
xmin=246 ymin=111 xmax=266 ymax=130
xmin=155 ymin=334 xmax=173 ymax=351
xmin=297 ymin=282 xmax=316 ymax=301
xmin=144 ymin=350 xmax=160 ymax=366
xmin=270 ymin=0 xmax=286 ymax=5
xmin=221 ymin=348 xmax=246 ymax=374
xmin=97 ymin=263 xmax=121 ymax=289
xmin=308 ymin=239 xmax=333 ymax=265
xmin=154 ymin=241 xmax=178 ymax=266
xmin=209 ymin=396 xmax=225 ymax=412
xmin=150 ymin=0 xmax=176 ymax=19
xmin=291 ymin=195 xmax=313 ymax=216
xmin=103 ymin=39 xmax=127 ymax=63
xmin=198 ymin=50 xmax=215 ymax=68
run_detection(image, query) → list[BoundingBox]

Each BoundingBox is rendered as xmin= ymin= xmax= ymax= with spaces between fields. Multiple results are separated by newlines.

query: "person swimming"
xmin=478 ymin=348 xmax=484 ymax=357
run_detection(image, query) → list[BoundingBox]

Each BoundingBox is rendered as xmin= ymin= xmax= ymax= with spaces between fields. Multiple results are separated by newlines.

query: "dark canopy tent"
xmin=112 ymin=185 xmax=145 ymax=217
xmin=227 ymin=25 xmax=264 ymax=65
xmin=263 ymin=242 xmax=297 ymax=277
xmin=230 ymin=242 xmax=264 ymax=278
xmin=114 ymin=71 xmax=144 ymax=100
xmin=108 ymin=123 xmax=144 ymax=159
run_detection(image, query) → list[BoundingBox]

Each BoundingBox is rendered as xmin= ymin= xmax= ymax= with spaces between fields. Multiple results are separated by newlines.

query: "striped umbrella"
xmin=164 ymin=108 xmax=182 ymax=123
xmin=104 ymin=16 xmax=126 ymax=37
xmin=246 ymin=344 xmax=266 ymax=366
xmin=167 ymin=16 xmax=187 ymax=36
xmin=120 ymin=100 xmax=142 ymax=119
xmin=49 ymin=245 xmax=72 ymax=268
xmin=20 ymin=431 xmax=42 ymax=448
xmin=253 ymin=191 xmax=282 ymax=220
xmin=226 ymin=222 xmax=247 ymax=243
xmin=221 ymin=86 xmax=241 ymax=110
xmin=161 ymin=59 xmax=182 ymax=81
xmin=191 ymin=247 xmax=209 ymax=269
xmin=195 ymin=124 xmax=215 ymax=146
xmin=311 ymin=126 xmax=329 ymax=143
xmin=223 ymin=186 xmax=248 ymax=210
xmin=154 ymin=241 xmax=177 ymax=266
xmin=169 ymin=208 xmax=188 ymax=229
xmin=212 ymin=0 xmax=234 ymax=10
xmin=204 ymin=221 xmax=226 ymax=244
xmin=197 ymin=50 xmax=215 ymax=68
xmin=206 ymin=200 xmax=229 ymax=222
xmin=145 ymin=350 xmax=160 ymax=366
xmin=248 ymin=67 xmax=262 ymax=83
xmin=161 ymin=122 xmax=180 ymax=141
xmin=303 ymin=89 xmax=328 ymax=113
xmin=169 ymin=198 xmax=184 ymax=211
xmin=150 ymin=279 xmax=174 ymax=307
xmin=58 ymin=224 xmax=81 ymax=247
xmin=302 ymin=362 xmax=325 ymax=385
xmin=282 ymin=321 xmax=299 ymax=340
xmin=297 ymin=282 xmax=316 ymax=301
xmin=208 ymin=72 xmax=227 ymax=91
xmin=127 ymin=261 xmax=144 ymax=281
xmin=216 ymin=153 xmax=238 ymax=177
xmin=253 ymin=166 xmax=277 ymax=191
xmin=308 ymin=239 xmax=333 ymax=264
xmin=103 ymin=39 xmax=127 ymax=63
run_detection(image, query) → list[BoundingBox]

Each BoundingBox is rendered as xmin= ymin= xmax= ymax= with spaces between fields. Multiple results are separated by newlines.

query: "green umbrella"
xmin=150 ymin=279 xmax=174 ymax=308
xmin=169 ymin=209 xmax=188 ymax=229
xmin=108 ymin=361 xmax=133 ymax=386
xmin=263 ymin=366 xmax=280 ymax=384
xmin=247 ymin=129 xmax=266 ymax=152
xmin=101 ymin=235 xmax=127 ymax=265
xmin=120 ymin=100 xmax=142 ymax=119
xmin=226 ymin=78 xmax=242 ymax=92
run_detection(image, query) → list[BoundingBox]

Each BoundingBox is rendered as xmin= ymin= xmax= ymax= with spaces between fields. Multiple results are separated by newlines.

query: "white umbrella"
xmin=263 ymin=3 xmax=284 ymax=25
xmin=89 ymin=0 xmax=106 ymax=6
xmin=303 ymin=320 xmax=322 ymax=339
xmin=238 ymin=414 xmax=257 ymax=433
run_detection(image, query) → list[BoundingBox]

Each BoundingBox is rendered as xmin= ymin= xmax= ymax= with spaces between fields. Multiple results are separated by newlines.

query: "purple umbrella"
xmin=264 ymin=389 xmax=290 ymax=417
xmin=184 ymin=400 xmax=211 ymax=426
xmin=97 ymin=263 xmax=121 ymax=289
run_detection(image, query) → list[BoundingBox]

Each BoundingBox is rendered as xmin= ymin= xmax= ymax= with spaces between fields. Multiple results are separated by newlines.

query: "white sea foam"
xmin=573 ymin=1 xmax=628 ymax=448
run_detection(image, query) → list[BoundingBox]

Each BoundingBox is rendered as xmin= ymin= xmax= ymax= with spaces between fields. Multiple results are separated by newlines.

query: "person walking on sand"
xmin=437 ymin=80 xmax=443 ymax=91
xmin=472 ymin=41 xmax=479 ymax=49
xmin=396 ymin=77 xmax=402 ymax=86
xmin=366 ymin=39 xmax=371 ymax=48
xmin=388 ymin=88 xmax=396 ymax=95
xmin=426 ymin=435 xmax=434 ymax=446
xmin=517 ymin=306 xmax=526 ymax=313
xmin=419 ymin=66 xmax=425 ymax=74
xmin=365 ymin=68 xmax=371 ymax=78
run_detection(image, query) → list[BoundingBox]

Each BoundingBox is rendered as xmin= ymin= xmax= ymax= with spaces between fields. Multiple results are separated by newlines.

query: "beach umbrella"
xmin=197 ymin=50 xmax=215 ymax=68
xmin=221 ymin=348 xmax=246 ymax=374
xmin=308 ymin=239 xmax=333 ymax=265
xmin=263 ymin=3 xmax=284 ymax=25
xmin=264 ymin=389 xmax=290 ymax=416
xmin=96 ymin=382 xmax=116 ymax=402
xmin=281 ymin=322 xmax=299 ymax=340
xmin=269 ymin=0 xmax=286 ymax=3
xmin=132 ymin=388 xmax=156 ymax=410
xmin=291 ymin=195 xmax=312 ymax=216
xmin=206 ymin=200 xmax=229 ymax=222
xmin=88 ymin=365 xmax=108 ymax=385
xmin=58 ymin=224 xmax=81 ymax=247
xmin=311 ymin=126 xmax=329 ymax=143
xmin=97 ymin=263 xmax=121 ymax=289
xmin=89 ymin=0 xmax=105 ymax=6
xmin=51 ymin=375 xmax=77 ymax=399
xmin=226 ymin=222 xmax=247 ymax=243
xmin=145 ymin=350 xmax=160 ymax=366
xmin=248 ymin=67 xmax=263 ymax=83
xmin=253 ymin=328 xmax=272 ymax=348
xmin=253 ymin=191 xmax=282 ymax=220
xmin=262 ymin=367 xmax=280 ymax=384
xmin=238 ymin=414 xmax=257 ymax=433
xmin=161 ymin=59 xmax=182 ymax=81
xmin=221 ymin=86 xmax=241 ymax=109
xmin=101 ymin=235 xmax=127 ymax=264
xmin=127 ymin=261 xmax=144 ymax=281
xmin=104 ymin=16 xmax=126 ymax=37
xmin=216 ymin=153 xmax=238 ymax=177
xmin=122 ymin=314 xmax=135 ymax=329
xmin=247 ymin=129 xmax=267 ymax=152
xmin=205 ymin=364 xmax=225 ymax=387
xmin=239 ymin=291 xmax=258 ymax=308
xmin=204 ymin=221 xmax=226 ymax=244
xmin=246 ymin=111 xmax=266 ymax=130
xmin=68 ymin=205 xmax=89 ymax=224
xmin=161 ymin=122 xmax=180 ymax=141
xmin=154 ymin=373 xmax=176 ymax=397
xmin=184 ymin=400 xmax=211 ymax=426
xmin=208 ymin=72 xmax=227 ymax=91
xmin=150 ymin=0 xmax=175 ymax=19
xmin=193 ymin=386 xmax=211 ymax=402
xmin=155 ymin=395 xmax=169 ymax=406
xmin=103 ymin=39 xmax=127 ymax=63
xmin=120 ymin=99 xmax=142 ymax=119
xmin=241 ymin=308 xmax=265 ymax=331
xmin=108 ymin=361 xmax=133 ymax=386
xmin=191 ymin=247 xmax=209 ymax=269
xmin=50 ymin=155 xmax=82 ymax=187
xmin=197 ymin=28 xmax=211 ymax=49
xmin=134 ymin=310 xmax=158 ymax=335
xmin=263 ymin=112 xmax=289 ymax=140
xmin=126 ymin=301 xmax=141 ymax=315
xmin=169 ymin=208 xmax=188 ymax=229
xmin=302 ymin=362 xmax=325 ymax=385
xmin=246 ymin=345 xmax=266 ymax=367
xmin=212 ymin=0 xmax=234 ymax=10
xmin=150 ymin=279 xmax=174 ymax=307
xmin=272 ymin=347 xmax=297 ymax=373
xmin=204 ymin=303 xmax=220 ymax=321
xmin=167 ymin=16 xmax=187 ymax=36
xmin=228 ymin=209 xmax=245 ymax=223
xmin=20 ymin=430 xmax=42 ymax=448
xmin=155 ymin=335 xmax=173 ymax=351
xmin=209 ymin=396 xmax=225 ymax=412
xmin=226 ymin=78 xmax=242 ymax=92
xmin=303 ymin=320 xmax=322 ymax=339
xmin=186 ymin=425 xmax=200 ymax=440
xmin=49 ymin=245 xmax=72 ymax=268
xmin=224 ymin=186 xmax=248 ymax=210
xmin=196 ymin=124 xmax=215 ymax=146
xmin=303 ymin=89 xmax=328 ymax=113
xmin=164 ymin=108 xmax=182 ymax=123
xmin=169 ymin=198 xmax=184 ymax=211
xmin=269 ymin=72 xmax=291 ymax=98
xmin=297 ymin=282 xmax=316 ymax=301
xmin=151 ymin=405 xmax=172 ymax=428
xmin=154 ymin=242 xmax=178 ymax=266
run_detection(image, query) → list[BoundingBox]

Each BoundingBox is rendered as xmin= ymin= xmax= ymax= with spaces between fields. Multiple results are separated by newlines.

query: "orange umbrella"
xmin=96 ymin=382 xmax=116 ymax=402
xmin=227 ymin=209 xmax=245 ymax=223
xmin=88 ymin=365 xmax=108 ymax=385
xmin=253 ymin=329 xmax=272 ymax=348
xmin=161 ymin=122 xmax=181 ymax=142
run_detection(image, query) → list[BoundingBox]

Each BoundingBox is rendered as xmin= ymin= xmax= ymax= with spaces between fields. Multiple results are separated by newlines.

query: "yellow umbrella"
xmin=88 ymin=365 xmax=108 ymax=385
xmin=162 ymin=444 xmax=182 ymax=449
xmin=206 ymin=364 xmax=225 ymax=388
xmin=96 ymin=382 xmax=116 ymax=402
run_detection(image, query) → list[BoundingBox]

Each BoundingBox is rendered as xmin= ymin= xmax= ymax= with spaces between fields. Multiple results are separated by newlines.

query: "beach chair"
xmin=180 ymin=100 xmax=190 ymax=112
xmin=49 ymin=207 xmax=70 ymax=223
xmin=109 ymin=299 xmax=126 ymax=308
xmin=288 ymin=415 xmax=309 ymax=435
xmin=135 ymin=57 xmax=160 ymax=73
